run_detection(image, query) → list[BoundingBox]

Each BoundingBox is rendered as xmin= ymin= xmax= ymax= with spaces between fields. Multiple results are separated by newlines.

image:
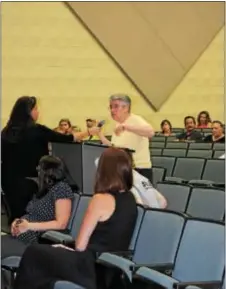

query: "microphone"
xmin=89 ymin=120 xmax=105 ymax=140
xmin=97 ymin=120 xmax=105 ymax=128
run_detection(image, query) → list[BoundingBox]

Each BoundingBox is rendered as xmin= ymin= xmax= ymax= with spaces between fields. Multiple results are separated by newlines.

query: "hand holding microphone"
xmin=88 ymin=120 xmax=105 ymax=138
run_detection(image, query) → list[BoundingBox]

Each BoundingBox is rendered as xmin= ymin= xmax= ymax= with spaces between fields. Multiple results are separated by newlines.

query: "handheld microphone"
xmin=97 ymin=120 xmax=105 ymax=128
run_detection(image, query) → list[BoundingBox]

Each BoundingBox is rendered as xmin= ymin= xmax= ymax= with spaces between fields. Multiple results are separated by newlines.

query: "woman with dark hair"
xmin=197 ymin=111 xmax=212 ymax=128
xmin=1 ymin=96 xmax=97 ymax=221
xmin=14 ymin=147 xmax=138 ymax=289
xmin=2 ymin=156 xmax=74 ymax=257
xmin=160 ymin=119 xmax=174 ymax=136
xmin=204 ymin=120 xmax=225 ymax=143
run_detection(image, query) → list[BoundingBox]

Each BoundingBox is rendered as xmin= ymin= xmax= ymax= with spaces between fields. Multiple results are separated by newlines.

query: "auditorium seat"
xmin=189 ymin=143 xmax=212 ymax=150
xmin=150 ymin=141 xmax=165 ymax=149
xmin=150 ymin=148 xmax=163 ymax=156
xmin=213 ymin=143 xmax=225 ymax=151
xmin=151 ymin=136 xmax=166 ymax=143
xmin=135 ymin=219 xmax=224 ymax=289
xmin=163 ymin=148 xmax=187 ymax=158
xmin=98 ymin=209 xmax=186 ymax=282
xmin=169 ymin=157 xmax=205 ymax=181
xmin=201 ymin=159 xmax=225 ymax=184
xmin=152 ymin=167 xmax=166 ymax=187
xmin=166 ymin=142 xmax=188 ymax=149
xmin=152 ymin=156 xmax=176 ymax=177
xmin=213 ymin=150 xmax=225 ymax=158
xmin=156 ymin=182 xmax=191 ymax=213
xmin=186 ymin=149 xmax=213 ymax=159
xmin=186 ymin=187 xmax=225 ymax=221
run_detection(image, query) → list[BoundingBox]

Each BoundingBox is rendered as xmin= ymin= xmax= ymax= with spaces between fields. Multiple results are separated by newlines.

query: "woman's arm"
xmin=38 ymin=124 xmax=98 ymax=143
xmin=75 ymin=194 xmax=106 ymax=251
xmin=18 ymin=199 xmax=72 ymax=232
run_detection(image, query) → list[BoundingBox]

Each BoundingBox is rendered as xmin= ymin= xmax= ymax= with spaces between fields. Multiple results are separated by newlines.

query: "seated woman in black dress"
xmin=204 ymin=120 xmax=225 ymax=143
xmin=2 ymin=155 xmax=75 ymax=257
xmin=14 ymin=147 xmax=138 ymax=289
xmin=1 ymin=96 xmax=98 ymax=222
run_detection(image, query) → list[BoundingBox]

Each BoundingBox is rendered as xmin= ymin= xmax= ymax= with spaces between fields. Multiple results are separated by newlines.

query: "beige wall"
xmin=2 ymin=2 xmax=225 ymax=134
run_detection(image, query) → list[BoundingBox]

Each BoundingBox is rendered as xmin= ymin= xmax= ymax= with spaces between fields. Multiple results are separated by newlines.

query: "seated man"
xmin=177 ymin=116 xmax=203 ymax=141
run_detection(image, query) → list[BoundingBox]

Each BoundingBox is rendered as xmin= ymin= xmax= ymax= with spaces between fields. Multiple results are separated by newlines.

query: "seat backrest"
xmin=152 ymin=167 xmax=166 ymax=187
xmin=129 ymin=205 xmax=145 ymax=250
xmin=213 ymin=150 xmax=225 ymax=159
xmin=187 ymin=149 xmax=213 ymax=159
xmin=67 ymin=193 xmax=81 ymax=231
xmin=186 ymin=187 xmax=225 ymax=221
xmin=202 ymin=159 xmax=225 ymax=184
xmin=70 ymin=195 xmax=91 ymax=238
xmin=172 ymin=158 xmax=205 ymax=181
xmin=150 ymin=148 xmax=163 ymax=156
xmin=189 ymin=143 xmax=212 ymax=150
xmin=133 ymin=209 xmax=185 ymax=265
xmin=166 ymin=142 xmax=188 ymax=149
xmin=151 ymin=136 xmax=166 ymax=143
xmin=152 ymin=156 xmax=176 ymax=177
xmin=163 ymin=149 xmax=187 ymax=158
xmin=173 ymin=219 xmax=225 ymax=282
xmin=157 ymin=183 xmax=191 ymax=213
xmin=213 ymin=143 xmax=225 ymax=151
xmin=151 ymin=142 xmax=165 ymax=149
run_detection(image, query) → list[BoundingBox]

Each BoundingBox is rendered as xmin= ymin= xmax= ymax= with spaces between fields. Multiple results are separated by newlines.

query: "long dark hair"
xmin=94 ymin=147 xmax=133 ymax=193
xmin=36 ymin=155 xmax=71 ymax=199
xmin=2 ymin=96 xmax=37 ymax=143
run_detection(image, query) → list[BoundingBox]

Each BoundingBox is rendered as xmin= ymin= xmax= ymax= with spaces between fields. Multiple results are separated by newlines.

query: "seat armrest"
xmin=108 ymin=250 xmax=133 ymax=259
xmin=134 ymin=263 xmax=173 ymax=274
xmin=135 ymin=266 xmax=178 ymax=288
xmin=40 ymin=231 xmax=73 ymax=244
xmin=173 ymin=280 xmax=222 ymax=289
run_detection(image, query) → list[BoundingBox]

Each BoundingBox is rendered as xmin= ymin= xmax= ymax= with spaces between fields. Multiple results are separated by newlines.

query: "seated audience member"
xmin=2 ymin=156 xmax=74 ymax=258
xmin=197 ymin=111 xmax=212 ymax=128
xmin=14 ymin=147 xmax=138 ymax=289
xmin=204 ymin=121 xmax=225 ymax=143
xmin=55 ymin=119 xmax=73 ymax=135
xmin=94 ymin=156 xmax=167 ymax=208
xmin=177 ymin=116 xmax=203 ymax=141
xmin=132 ymin=169 xmax=167 ymax=208
xmin=159 ymin=119 xmax=175 ymax=136
xmin=85 ymin=118 xmax=100 ymax=140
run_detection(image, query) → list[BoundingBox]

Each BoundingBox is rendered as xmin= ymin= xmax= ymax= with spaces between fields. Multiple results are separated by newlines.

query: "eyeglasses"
xmin=108 ymin=104 xmax=125 ymax=110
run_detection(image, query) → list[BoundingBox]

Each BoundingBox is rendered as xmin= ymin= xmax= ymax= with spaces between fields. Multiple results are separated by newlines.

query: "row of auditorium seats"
xmin=151 ymin=147 xmax=224 ymax=158
xmin=157 ymin=182 xmax=224 ymax=221
xmin=151 ymin=157 xmax=224 ymax=185
xmin=36 ymin=193 xmax=224 ymax=289
xmin=150 ymin=139 xmax=225 ymax=150
xmin=98 ymin=207 xmax=224 ymax=289
xmin=40 ymin=188 xmax=224 ymax=245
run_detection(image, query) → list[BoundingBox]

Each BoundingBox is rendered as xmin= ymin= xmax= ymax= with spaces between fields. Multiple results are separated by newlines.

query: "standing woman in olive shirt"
xmin=1 ymin=96 xmax=97 ymax=222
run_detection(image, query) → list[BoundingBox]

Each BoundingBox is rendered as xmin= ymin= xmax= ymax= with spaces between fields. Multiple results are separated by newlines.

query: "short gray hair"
xmin=109 ymin=94 xmax=131 ymax=107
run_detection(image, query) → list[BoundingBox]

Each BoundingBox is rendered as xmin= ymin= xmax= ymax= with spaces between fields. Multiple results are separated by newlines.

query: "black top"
xmin=88 ymin=191 xmax=137 ymax=253
xmin=204 ymin=134 xmax=225 ymax=143
xmin=1 ymin=124 xmax=74 ymax=181
xmin=17 ymin=181 xmax=74 ymax=244
xmin=177 ymin=130 xmax=203 ymax=141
